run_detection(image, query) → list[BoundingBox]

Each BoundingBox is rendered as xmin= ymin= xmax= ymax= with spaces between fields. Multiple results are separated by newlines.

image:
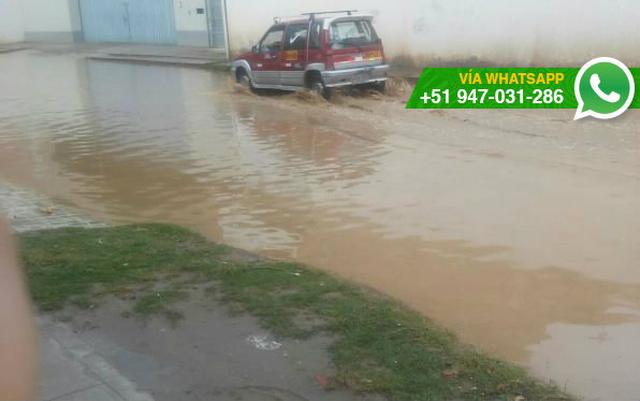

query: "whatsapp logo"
xmin=574 ymin=57 xmax=635 ymax=120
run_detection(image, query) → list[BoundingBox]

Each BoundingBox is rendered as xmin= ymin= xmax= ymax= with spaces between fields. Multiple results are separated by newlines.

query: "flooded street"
xmin=1 ymin=50 xmax=639 ymax=400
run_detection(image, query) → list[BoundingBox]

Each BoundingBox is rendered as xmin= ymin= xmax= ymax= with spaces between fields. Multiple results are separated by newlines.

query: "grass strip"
xmin=20 ymin=224 xmax=570 ymax=401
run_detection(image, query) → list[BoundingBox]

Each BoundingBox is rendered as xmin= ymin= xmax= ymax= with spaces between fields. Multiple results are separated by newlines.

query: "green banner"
xmin=406 ymin=67 xmax=640 ymax=109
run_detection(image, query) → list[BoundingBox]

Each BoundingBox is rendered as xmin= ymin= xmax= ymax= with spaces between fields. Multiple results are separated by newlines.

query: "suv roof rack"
xmin=274 ymin=10 xmax=360 ymax=24
xmin=301 ymin=10 xmax=358 ymax=19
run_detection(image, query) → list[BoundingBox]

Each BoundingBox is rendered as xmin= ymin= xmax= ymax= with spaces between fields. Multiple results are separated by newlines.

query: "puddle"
xmin=1 ymin=51 xmax=639 ymax=400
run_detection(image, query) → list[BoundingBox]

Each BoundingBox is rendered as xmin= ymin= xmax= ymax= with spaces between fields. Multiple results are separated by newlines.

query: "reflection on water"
xmin=1 ymin=51 xmax=639 ymax=400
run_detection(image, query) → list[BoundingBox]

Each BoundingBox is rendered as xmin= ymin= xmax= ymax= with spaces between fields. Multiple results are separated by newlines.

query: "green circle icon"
xmin=574 ymin=57 xmax=635 ymax=120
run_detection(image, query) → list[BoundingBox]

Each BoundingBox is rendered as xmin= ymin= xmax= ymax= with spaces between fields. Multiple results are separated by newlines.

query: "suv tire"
xmin=237 ymin=69 xmax=253 ymax=91
xmin=371 ymin=81 xmax=386 ymax=94
xmin=309 ymin=76 xmax=331 ymax=100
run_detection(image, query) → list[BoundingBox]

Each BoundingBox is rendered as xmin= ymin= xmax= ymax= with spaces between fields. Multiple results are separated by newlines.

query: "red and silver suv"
xmin=231 ymin=10 xmax=389 ymax=98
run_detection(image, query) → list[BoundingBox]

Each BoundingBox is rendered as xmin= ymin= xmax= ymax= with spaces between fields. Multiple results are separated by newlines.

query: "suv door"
xmin=280 ymin=23 xmax=309 ymax=88
xmin=253 ymin=25 xmax=285 ymax=86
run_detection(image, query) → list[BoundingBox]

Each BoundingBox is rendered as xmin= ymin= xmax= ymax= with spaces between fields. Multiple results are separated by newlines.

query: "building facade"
xmin=0 ymin=0 xmax=229 ymax=50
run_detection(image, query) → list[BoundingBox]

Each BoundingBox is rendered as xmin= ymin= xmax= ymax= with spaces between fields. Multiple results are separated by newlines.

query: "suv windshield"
xmin=330 ymin=19 xmax=378 ymax=49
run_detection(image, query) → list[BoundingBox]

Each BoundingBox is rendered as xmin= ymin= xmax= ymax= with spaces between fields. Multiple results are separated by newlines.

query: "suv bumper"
xmin=321 ymin=65 xmax=390 ymax=88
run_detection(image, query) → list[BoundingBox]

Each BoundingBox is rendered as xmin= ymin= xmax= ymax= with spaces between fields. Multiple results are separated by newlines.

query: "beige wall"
xmin=226 ymin=0 xmax=640 ymax=66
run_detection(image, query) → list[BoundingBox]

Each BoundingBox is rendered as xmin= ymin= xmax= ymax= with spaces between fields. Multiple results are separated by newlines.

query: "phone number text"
xmin=420 ymin=89 xmax=565 ymax=105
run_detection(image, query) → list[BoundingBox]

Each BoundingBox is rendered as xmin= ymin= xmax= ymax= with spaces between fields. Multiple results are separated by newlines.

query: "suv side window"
xmin=260 ymin=26 xmax=285 ymax=53
xmin=330 ymin=20 xmax=378 ymax=49
xmin=283 ymin=24 xmax=308 ymax=50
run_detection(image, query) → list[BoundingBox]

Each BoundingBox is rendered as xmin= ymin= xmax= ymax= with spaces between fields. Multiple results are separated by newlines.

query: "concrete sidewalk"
xmin=87 ymin=43 xmax=228 ymax=67
xmin=38 ymin=317 xmax=154 ymax=401
xmin=0 ymin=43 xmax=27 ymax=54
xmin=0 ymin=183 xmax=103 ymax=233
xmin=1 ymin=42 xmax=229 ymax=68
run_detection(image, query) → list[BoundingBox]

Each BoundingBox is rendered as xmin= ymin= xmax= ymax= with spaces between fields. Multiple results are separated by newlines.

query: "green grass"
xmin=20 ymin=224 xmax=571 ymax=401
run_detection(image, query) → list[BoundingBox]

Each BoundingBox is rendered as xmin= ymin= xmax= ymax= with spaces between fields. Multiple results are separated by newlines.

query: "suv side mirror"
xmin=252 ymin=44 xmax=259 ymax=54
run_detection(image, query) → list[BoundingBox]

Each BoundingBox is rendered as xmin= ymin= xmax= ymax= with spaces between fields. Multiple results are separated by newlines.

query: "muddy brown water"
xmin=1 ymin=50 xmax=639 ymax=401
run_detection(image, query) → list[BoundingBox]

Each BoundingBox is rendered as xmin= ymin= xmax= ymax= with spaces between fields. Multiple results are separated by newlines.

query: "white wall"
xmin=227 ymin=0 xmax=640 ymax=66
xmin=174 ymin=0 xmax=209 ymax=32
xmin=174 ymin=0 xmax=210 ymax=46
xmin=0 ymin=0 xmax=24 ymax=42
xmin=21 ymin=0 xmax=74 ymax=33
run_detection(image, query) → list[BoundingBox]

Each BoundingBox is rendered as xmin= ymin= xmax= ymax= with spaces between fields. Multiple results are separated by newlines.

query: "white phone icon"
xmin=590 ymin=74 xmax=621 ymax=103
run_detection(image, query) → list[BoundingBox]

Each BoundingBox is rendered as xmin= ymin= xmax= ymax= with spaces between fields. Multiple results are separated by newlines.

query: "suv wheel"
xmin=309 ymin=77 xmax=331 ymax=100
xmin=371 ymin=81 xmax=386 ymax=94
xmin=237 ymin=69 xmax=253 ymax=90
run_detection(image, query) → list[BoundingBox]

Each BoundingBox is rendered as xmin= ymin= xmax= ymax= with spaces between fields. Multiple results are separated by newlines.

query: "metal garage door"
xmin=80 ymin=0 xmax=177 ymax=45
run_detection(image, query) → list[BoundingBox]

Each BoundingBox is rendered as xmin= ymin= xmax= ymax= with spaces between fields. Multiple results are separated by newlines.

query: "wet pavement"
xmin=37 ymin=292 xmax=382 ymax=401
xmin=1 ymin=49 xmax=639 ymax=400
xmin=0 ymin=182 xmax=104 ymax=232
